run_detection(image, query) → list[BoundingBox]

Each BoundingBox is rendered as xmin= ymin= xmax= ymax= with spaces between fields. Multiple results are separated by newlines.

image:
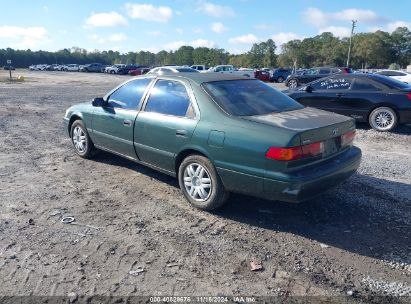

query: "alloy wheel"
xmin=289 ymin=79 xmax=298 ymax=88
xmin=72 ymin=126 xmax=87 ymax=153
xmin=183 ymin=163 xmax=212 ymax=201
xmin=370 ymin=107 xmax=396 ymax=131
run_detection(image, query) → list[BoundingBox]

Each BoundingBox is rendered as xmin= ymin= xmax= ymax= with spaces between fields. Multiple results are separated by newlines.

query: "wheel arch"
xmin=367 ymin=103 xmax=400 ymax=122
xmin=68 ymin=113 xmax=84 ymax=136
xmin=174 ymin=147 xmax=213 ymax=175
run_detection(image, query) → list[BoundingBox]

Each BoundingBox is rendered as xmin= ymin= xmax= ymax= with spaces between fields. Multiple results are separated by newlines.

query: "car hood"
xmin=242 ymin=107 xmax=353 ymax=132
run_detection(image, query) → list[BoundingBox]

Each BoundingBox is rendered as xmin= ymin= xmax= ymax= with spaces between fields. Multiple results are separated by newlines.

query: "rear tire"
xmin=70 ymin=120 xmax=95 ymax=158
xmin=178 ymin=155 xmax=229 ymax=211
xmin=277 ymin=76 xmax=284 ymax=83
xmin=368 ymin=107 xmax=398 ymax=132
xmin=288 ymin=79 xmax=298 ymax=89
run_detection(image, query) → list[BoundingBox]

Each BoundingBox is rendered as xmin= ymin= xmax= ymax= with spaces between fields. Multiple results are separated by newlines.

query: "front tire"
xmin=70 ymin=120 xmax=95 ymax=158
xmin=369 ymin=107 xmax=398 ymax=132
xmin=178 ymin=155 xmax=229 ymax=211
xmin=277 ymin=76 xmax=284 ymax=83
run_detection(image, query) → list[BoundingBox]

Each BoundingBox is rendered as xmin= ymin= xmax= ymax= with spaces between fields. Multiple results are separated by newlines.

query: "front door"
xmin=134 ymin=79 xmax=199 ymax=173
xmin=91 ymin=77 xmax=154 ymax=159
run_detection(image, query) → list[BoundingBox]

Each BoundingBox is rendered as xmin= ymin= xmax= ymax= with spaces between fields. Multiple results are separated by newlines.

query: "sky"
xmin=0 ymin=0 xmax=410 ymax=54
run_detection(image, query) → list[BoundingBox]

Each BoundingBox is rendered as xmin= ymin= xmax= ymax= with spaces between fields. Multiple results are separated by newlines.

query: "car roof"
xmin=158 ymin=72 xmax=250 ymax=84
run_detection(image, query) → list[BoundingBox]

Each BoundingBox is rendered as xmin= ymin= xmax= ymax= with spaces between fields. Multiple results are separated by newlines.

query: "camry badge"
xmin=332 ymin=128 xmax=339 ymax=135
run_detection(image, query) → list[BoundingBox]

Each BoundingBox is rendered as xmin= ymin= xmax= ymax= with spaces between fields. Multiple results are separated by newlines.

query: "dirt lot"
xmin=0 ymin=70 xmax=410 ymax=302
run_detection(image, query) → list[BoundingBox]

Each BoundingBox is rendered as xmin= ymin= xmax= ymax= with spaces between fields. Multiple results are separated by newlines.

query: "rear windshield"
xmin=203 ymin=80 xmax=304 ymax=116
xmin=372 ymin=74 xmax=411 ymax=89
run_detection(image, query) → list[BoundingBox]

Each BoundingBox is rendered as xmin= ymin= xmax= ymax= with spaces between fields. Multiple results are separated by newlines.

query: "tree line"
xmin=1 ymin=27 xmax=410 ymax=69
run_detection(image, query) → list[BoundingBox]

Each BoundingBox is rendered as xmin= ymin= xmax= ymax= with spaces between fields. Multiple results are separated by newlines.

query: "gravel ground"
xmin=0 ymin=70 xmax=410 ymax=303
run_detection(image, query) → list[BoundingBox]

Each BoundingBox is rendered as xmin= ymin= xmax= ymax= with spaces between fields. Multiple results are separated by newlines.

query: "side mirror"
xmin=92 ymin=97 xmax=106 ymax=107
xmin=304 ymin=85 xmax=313 ymax=93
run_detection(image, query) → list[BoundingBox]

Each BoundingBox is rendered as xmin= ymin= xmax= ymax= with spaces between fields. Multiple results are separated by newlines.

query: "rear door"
xmin=91 ymin=78 xmax=153 ymax=159
xmin=134 ymin=78 xmax=199 ymax=173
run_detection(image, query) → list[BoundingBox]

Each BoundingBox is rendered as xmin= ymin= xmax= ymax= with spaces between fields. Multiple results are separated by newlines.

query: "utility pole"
xmin=346 ymin=20 xmax=357 ymax=68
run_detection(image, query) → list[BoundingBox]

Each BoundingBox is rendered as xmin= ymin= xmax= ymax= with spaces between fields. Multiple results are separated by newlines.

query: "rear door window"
xmin=108 ymin=78 xmax=153 ymax=110
xmin=144 ymin=80 xmax=193 ymax=117
xmin=352 ymin=78 xmax=381 ymax=91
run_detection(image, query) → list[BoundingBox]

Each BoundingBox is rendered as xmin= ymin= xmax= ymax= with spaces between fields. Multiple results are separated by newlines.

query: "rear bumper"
xmin=262 ymin=146 xmax=362 ymax=203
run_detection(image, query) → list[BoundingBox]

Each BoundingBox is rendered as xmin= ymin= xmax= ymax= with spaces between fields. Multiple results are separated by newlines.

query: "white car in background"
xmin=63 ymin=64 xmax=79 ymax=72
xmin=204 ymin=65 xmax=255 ymax=78
xmin=374 ymin=70 xmax=411 ymax=84
xmin=105 ymin=64 xmax=126 ymax=74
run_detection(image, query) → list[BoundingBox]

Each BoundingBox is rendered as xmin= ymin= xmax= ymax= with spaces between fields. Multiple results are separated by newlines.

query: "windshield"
xmin=203 ymin=80 xmax=304 ymax=116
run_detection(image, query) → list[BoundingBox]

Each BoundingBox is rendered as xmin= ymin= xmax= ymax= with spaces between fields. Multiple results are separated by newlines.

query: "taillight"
xmin=406 ymin=93 xmax=411 ymax=100
xmin=341 ymin=130 xmax=355 ymax=147
xmin=266 ymin=141 xmax=324 ymax=161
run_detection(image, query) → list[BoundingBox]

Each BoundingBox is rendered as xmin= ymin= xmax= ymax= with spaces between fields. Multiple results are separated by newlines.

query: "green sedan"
xmin=64 ymin=73 xmax=361 ymax=210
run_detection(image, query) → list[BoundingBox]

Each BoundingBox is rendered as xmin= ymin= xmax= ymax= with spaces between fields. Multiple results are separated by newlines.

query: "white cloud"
xmin=318 ymin=26 xmax=351 ymax=37
xmin=125 ymin=3 xmax=173 ymax=22
xmin=164 ymin=39 xmax=216 ymax=50
xmin=191 ymin=39 xmax=215 ymax=48
xmin=385 ymin=21 xmax=411 ymax=32
xmin=368 ymin=20 xmax=411 ymax=33
xmin=271 ymin=32 xmax=302 ymax=47
xmin=0 ymin=26 xmax=50 ymax=49
xmin=42 ymin=5 xmax=49 ymax=13
xmin=197 ymin=2 xmax=234 ymax=17
xmin=211 ymin=22 xmax=227 ymax=33
xmin=176 ymin=28 xmax=183 ymax=34
xmin=303 ymin=7 xmax=385 ymax=28
xmin=85 ymin=12 xmax=128 ymax=28
xmin=228 ymin=34 xmax=259 ymax=44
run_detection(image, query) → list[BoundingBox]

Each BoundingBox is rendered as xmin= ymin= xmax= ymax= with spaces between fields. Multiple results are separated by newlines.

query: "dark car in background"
xmin=285 ymin=67 xmax=352 ymax=89
xmin=270 ymin=68 xmax=291 ymax=83
xmin=80 ymin=63 xmax=104 ymax=73
xmin=3 ymin=65 xmax=15 ymax=70
xmin=287 ymin=73 xmax=411 ymax=131
xmin=117 ymin=65 xmax=140 ymax=75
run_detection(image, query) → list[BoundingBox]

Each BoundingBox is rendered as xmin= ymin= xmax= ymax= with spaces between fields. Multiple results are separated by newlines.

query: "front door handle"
xmin=176 ymin=129 xmax=188 ymax=137
xmin=123 ymin=119 xmax=132 ymax=127
xmin=336 ymin=93 xmax=345 ymax=97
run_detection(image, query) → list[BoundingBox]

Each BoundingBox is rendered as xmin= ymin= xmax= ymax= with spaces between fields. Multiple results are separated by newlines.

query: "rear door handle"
xmin=336 ymin=93 xmax=345 ymax=97
xmin=176 ymin=129 xmax=188 ymax=137
xmin=123 ymin=119 xmax=132 ymax=126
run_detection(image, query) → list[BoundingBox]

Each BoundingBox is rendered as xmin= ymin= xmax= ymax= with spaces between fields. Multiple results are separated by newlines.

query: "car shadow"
xmin=214 ymin=173 xmax=410 ymax=264
xmin=90 ymin=150 xmax=178 ymax=187
xmin=356 ymin=122 xmax=411 ymax=135
xmin=90 ymin=151 xmax=410 ymax=264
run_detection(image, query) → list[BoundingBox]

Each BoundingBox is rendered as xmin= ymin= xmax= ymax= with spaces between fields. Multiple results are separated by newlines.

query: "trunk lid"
xmin=243 ymin=107 xmax=355 ymax=158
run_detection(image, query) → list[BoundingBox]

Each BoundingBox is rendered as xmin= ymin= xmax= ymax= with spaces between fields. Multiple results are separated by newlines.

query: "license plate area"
xmin=323 ymin=137 xmax=341 ymax=157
